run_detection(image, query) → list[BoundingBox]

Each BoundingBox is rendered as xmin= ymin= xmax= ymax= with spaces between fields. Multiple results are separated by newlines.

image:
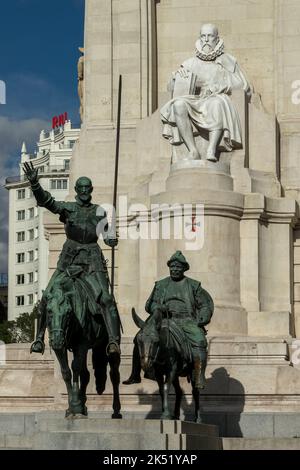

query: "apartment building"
xmin=5 ymin=121 xmax=80 ymax=320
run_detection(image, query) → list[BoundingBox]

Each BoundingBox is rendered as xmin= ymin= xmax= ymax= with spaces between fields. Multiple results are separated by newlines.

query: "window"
xmin=17 ymin=274 xmax=25 ymax=285
xmin=28 ymin=251 xmax=34 ymax=262
xmin=39 ymin=166 xmax=44 ymax=173
xmin=16 ymin=296 xmax=24 ymax=306
xmin=17 ymin=189 xmax=25 ymax=200
xmin=28 ymin=229 xmax=34 ymax=241
xmin=17 ymin=253 xmax=25 ymax=264
xmin=34 ymin=271 xmax=38 ymax=282
xmin=28 ymin=272 xmax=34 ymax=284
xmin=50 ymin=179 xmax=68 ymax=190
xmin=64 ymin=160 xmax=70 ymax=170
xmin=35 ymin=249 xmax=39 ymax=261
xmin=28 ymin=188 xmax=33 ymax=198
xmin=17 ymin=231 xmax=25 ymax=242
xmin=17 ymin=210 xmax=25 ymax=221
xmin=34 ymin=228 xmax=39 ymax=239
xmin=28 ymin=208 xmax=34 ymax=219
xmin=28 ymin=294 xmax=33 ymax=305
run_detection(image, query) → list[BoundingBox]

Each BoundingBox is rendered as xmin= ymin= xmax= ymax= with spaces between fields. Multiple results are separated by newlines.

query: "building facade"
xmin=5 ymin=121 xmax=80 ymax=321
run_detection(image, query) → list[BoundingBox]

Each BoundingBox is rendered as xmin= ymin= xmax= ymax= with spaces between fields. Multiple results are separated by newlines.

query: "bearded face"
xmin=199 ymin=24 xmax=219 ymax=54
xmin=75 ymin=177 xmax=93 ymax=204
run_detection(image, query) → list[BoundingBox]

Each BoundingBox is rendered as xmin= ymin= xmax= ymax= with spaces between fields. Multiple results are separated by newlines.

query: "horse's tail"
xmin=92 ymin=342 xmax=108 ymax=395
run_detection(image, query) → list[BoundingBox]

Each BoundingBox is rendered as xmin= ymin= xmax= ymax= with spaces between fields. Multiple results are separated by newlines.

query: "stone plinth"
xmin=1 ymin=339 xmax=300 ymax=420
xmin=168 ymin=160 xmax=233 ymax=191
xmin=0 ymin=412 xmax=221 ymax=450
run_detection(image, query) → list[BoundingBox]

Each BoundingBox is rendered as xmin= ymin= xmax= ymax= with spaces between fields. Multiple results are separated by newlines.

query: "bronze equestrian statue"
xmin=23 ymin=162 xmax=122 ymax=418
xmin=130 ymin=251 xmax=213 ymax=421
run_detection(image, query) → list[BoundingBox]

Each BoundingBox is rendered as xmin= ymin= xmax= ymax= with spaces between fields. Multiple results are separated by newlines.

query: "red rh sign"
xmin=52 ymin=112 xmax=68 ymax=129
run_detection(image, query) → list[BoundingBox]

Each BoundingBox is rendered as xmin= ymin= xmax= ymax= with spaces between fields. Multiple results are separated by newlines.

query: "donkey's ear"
xmin=132 ymin=308 xmax=145 ymax=329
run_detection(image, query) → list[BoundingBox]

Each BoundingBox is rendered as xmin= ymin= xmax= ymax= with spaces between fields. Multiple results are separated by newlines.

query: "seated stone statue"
xmin=161 ymin=23 xmax=251 ymax=162
xmin=123 ymin=251 xmax=214 ymax=388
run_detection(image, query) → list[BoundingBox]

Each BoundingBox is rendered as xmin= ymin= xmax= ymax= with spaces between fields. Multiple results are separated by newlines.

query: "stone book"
xmin=172 ymin=71 xmax=197 ymax=98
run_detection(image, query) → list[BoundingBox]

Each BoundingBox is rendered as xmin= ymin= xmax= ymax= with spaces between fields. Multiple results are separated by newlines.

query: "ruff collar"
xmin=195 ymin=39 xmax=225 ymax=61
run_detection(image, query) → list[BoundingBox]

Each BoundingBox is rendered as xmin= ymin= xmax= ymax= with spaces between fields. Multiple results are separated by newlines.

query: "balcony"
xmin=5 ymin=166 xmax=70 ymax=185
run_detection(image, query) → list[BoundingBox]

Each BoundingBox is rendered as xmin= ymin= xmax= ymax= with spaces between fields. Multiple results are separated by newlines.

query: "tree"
xmin=0 ymin=304 xmax=38 ymax=344
xmin=0 ymin=299 xmax=7 ymax=323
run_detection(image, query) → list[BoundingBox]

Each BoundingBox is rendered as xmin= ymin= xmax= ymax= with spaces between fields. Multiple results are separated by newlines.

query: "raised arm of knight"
xmin=23 ymin=162 xmax=61 ymax=214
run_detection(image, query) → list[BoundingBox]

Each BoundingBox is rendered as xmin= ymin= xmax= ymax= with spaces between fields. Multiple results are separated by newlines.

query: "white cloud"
xmin=0 ymin=116 xmax=49 ymax=273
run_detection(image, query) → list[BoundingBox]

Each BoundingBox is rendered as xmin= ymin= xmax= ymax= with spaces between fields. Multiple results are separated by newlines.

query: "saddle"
xmin=161 ymin=318 xmax=193 ymax=365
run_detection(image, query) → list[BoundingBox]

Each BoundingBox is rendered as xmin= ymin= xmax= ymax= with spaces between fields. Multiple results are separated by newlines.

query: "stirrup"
xmin=106 ymin=342 xmax=121 ymax=356
xmin=30 ymin=338 xmax=45 ymax=355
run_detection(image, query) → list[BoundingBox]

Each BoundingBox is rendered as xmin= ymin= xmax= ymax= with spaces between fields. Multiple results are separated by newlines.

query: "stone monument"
xmin=4 ymin=1 xmax=300 ymax=444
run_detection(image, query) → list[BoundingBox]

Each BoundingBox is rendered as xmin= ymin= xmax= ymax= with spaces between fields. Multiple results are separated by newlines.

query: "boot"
xmin=103 ymin=303 xmax=121 ymax=356
xmin=123 ymin=340 xmax=141 ymax=384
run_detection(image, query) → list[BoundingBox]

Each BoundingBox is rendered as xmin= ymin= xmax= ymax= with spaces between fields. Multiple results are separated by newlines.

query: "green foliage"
xmin=0 ymin=304 xmax=39 ymax=344
xmin=0 ymin=320 xmax=15 ymax=344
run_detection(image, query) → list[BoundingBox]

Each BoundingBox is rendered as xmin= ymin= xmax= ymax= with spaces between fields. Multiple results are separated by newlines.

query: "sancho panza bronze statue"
xmin=126 ymin=251 xmax=213 ymax=390
xmin=23 ymin=162 xmax=120 ymax=356
xmin=130 ymin=251 xmax=213 ymax=421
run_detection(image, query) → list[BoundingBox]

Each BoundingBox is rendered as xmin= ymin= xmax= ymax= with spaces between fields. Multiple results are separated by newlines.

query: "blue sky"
xmin=0 ymin=0 xmax=85 ymax=272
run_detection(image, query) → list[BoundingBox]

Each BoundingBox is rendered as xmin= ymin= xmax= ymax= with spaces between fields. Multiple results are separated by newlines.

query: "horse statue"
xmin=132 ymin=308 xmax=206 ymax=423
xmin=44 ymin=284 xmax=122 ymax=419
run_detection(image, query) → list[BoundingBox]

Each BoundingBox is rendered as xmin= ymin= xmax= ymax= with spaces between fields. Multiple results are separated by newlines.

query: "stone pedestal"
xmin=0 ymin=411 xmax=221 ymax=450
xmin=149 ymin=163 xmax=246 ymax=335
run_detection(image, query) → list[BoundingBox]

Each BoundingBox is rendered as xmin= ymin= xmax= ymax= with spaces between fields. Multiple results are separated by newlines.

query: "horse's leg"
xmin=192 ymin=360 xmax=206 ymax=423
xmin=161 ymin=364 xmax=177 ymax=420
xmin=191 ymin=346 xmax=207 ymax=423
xmin=108 ymin=346 xmax=122 ymax=419
xmin=192 ymin=384 xmax=202 ymax=424
xmin=173 ymin=375 xmax=183 ymax=420
xmin=79 ymin=353 xmax=90 ymax=417
xmin=161 ymin=379 xmax=173 ymax=420
xmin=71 ymin=342 xmax=89 ymax=416
xmin=54 ymin=347 xmax=73 ymax=417
xmin=92 ymin=343 xmax=108 ymax=395
xmin=156 ymin=370 xmax=165 ymax=414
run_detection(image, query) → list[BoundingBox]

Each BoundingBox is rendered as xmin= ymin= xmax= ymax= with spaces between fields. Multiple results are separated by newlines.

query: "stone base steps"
xmin=223 ymin=438 xmax=300 ymax=450
xmin=0 ymin=412 xmax=221 ymax=450
xmin=2 ymin=411 xmax=300 ymax=450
